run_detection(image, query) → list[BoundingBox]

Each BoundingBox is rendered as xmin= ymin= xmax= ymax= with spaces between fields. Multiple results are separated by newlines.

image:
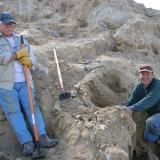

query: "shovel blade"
xmin=59 ymin=92 xmax=71 ymax=101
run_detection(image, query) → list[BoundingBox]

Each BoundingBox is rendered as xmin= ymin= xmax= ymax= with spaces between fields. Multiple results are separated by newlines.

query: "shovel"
xmin=53 ymin=47 xmax=71 ymax=101
xmin=20 ymin=35 xmax=45 ymax=159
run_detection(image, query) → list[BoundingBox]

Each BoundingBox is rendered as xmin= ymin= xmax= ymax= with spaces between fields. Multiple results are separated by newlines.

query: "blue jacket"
xmin=127 ymin=78 xmax=160 ymax=115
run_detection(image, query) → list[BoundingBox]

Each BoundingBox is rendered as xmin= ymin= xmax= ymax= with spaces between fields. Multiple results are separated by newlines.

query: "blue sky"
xmin=134 ymin=0 xmax=160 ymax=10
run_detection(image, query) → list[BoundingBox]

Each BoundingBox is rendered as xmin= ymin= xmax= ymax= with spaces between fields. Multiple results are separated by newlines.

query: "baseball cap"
xmin=0 ymin=12 xmax=16 ymax=24
xmin=138 ymin=64 xmax=153 ymax=73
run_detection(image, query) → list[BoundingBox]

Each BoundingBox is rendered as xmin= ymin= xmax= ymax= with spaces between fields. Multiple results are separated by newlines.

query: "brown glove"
xmin=19 ymin=57 xmax=32 ymax=69
xmin=15 ymin=48 xmax=28 ymax=59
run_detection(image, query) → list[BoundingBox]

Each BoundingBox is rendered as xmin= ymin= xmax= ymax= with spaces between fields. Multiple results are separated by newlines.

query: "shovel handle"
xmin=53 ymin=47 xmax=64 ymax=91
xmin=20 ymin=35 xmax=39 ymax=142
xmin=24 ymin=64 xmax=39 ymax=141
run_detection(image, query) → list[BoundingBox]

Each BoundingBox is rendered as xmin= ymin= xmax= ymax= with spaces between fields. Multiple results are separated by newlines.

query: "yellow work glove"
xmin=19 ymin=57 xmax=32 ymax=69
xmin=15 ymin=48 xmax=28 ymax=59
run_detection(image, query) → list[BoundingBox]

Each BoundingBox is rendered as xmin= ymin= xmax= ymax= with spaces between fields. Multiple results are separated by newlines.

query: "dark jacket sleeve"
xmin=127 ymin=84 xmax=139 ymax=107
xmin=131 ymin=82 xmax=160 ymax=112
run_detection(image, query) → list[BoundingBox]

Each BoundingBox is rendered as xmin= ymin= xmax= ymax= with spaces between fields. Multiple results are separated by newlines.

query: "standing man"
xmin=0 ymin=12 xmax=58 ymax=157
xmin=127 ymin=64 xmax=160 ymax=143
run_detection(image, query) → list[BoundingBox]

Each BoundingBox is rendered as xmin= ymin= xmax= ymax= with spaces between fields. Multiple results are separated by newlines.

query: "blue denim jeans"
xmin=0 ymin=82 xmax=46 ymax=145
xmin=144 ymin=113 xmax=160 ymax=143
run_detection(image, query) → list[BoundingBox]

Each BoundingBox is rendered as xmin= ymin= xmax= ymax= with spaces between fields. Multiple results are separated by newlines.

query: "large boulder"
xmin=113 ymin=16 xmax=160 ymax=54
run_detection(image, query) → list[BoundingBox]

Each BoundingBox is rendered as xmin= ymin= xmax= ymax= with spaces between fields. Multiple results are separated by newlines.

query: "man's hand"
xmin=19 ymin=57 xmax=32 ymax=69
xmin=117 ymin=106 xmax=130 ymax=110
xmin=15 ymin=48 xmax=28 ymax=59
xmin=117 ymin=106 xmax=133 ymax=114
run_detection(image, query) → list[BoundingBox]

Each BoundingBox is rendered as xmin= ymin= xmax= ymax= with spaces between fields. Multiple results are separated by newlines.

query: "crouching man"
xmin=127 ymin=64 xmax=160 ymax=143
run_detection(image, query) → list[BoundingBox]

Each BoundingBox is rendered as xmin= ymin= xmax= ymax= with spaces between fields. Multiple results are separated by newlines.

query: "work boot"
xmin=22 ymin=141 xmax=34 ymax=157
xmin=39 ymin=134 xmax=59 ymax=148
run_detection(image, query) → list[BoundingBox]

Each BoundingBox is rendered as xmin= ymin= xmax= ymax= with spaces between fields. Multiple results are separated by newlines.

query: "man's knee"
xmin=146 ymin=116 xmax=159 ymax=130
xmin=7 ymin=104 xmax=21 ymax=117
xmin=146 ymin=115 xmax=160 ymax=137
xmin=2 ymin=99 xmax=21 ymax=118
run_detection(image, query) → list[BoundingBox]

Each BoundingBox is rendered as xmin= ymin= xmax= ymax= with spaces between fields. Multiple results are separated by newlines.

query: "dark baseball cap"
xmin=0 ymin=12 xmax=16 ymax=24
xmin=138 ymin=64 xmax=153 ymax=73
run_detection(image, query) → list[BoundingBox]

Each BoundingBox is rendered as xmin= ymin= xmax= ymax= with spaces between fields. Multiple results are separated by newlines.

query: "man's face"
xmin=0 ymin=22 xmax=15 ymax=37
xmin=139 ymin=71 xmax=153 ymax=87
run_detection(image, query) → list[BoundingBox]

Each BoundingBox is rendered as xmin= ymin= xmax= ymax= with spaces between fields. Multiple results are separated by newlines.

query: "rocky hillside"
xmin=0 ymin=0 xmax=160 ymax=159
